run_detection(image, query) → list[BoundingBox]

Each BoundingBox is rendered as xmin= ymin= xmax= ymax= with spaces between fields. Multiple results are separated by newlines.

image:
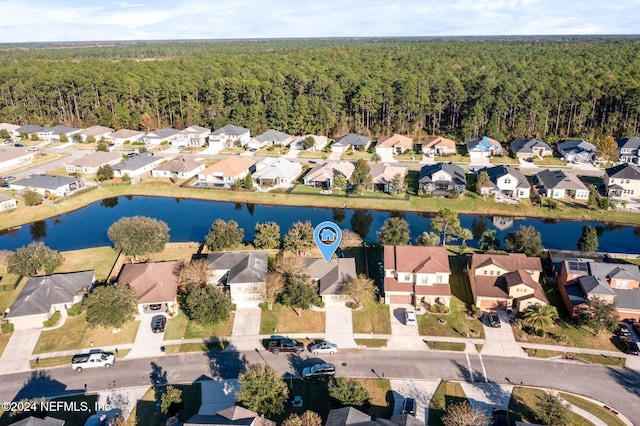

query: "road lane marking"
xmin=478 ymin=354 xmax=488 ymax=383
xmin=465 ymin=352 xmax=474 ymax=382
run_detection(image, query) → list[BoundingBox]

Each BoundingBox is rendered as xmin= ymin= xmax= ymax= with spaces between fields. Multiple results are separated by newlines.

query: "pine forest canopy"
xmin=1 ymin=37 xmax=640 ymax=142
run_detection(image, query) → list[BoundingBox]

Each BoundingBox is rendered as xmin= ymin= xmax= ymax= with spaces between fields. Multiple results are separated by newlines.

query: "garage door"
xmin=389 ymin=294 xmax=413 ymax=304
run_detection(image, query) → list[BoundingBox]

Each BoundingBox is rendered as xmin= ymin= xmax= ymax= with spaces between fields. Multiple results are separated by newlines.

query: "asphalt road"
xmin=1 ymin=350 xmax=638 ymax=421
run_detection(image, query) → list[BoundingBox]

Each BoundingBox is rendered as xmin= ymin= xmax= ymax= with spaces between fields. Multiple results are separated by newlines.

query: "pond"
xmin=0 ymin=196 xmax=639 ymax=254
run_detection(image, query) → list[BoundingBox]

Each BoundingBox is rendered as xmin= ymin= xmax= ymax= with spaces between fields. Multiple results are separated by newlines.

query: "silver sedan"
xmin=309 ymin=341 xmax=338 ymax=355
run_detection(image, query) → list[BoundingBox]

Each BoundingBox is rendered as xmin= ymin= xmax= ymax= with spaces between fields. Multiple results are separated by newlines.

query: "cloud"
xmin=0 ymin=0 xmax=637 ymax=42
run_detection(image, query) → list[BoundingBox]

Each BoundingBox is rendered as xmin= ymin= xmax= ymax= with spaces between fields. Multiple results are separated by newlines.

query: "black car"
xmin=401 ymin=398 xmax=416 ymax=416
xmin=622 ymin=338 xmax=639 ymax=355
xmin=151 ymin=315 xmax=166 ymax=333
xmin=618 ymin=325 xmax=631 ymax=339
xmin=492 ymin=408 xmax=509 ymax=426
xmin=486 ymin=312 xmax=501 ymax=328
xmin=267 ymin=336 xmax=304 ymax=354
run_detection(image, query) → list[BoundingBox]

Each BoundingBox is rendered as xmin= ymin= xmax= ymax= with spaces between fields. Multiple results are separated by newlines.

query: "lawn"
xmin=427 ymin=381 xmax=467 ymax=426
xmin=0 ymin=334 xmax=10 ymax=358
xmin=354 ymin=339 xmax=388 ymax=348
xmin=533 ymin=156 xmax=567 ymax=167
xmin=425 ymin=341 xmax=466 ymax=351
xmin=490 ymin=155 xmax=520 ymax=164
xmin=163 ymin=341 xmax=228 ymax=354
xmin=359 ymin=378 xmax=394 ymax=418
xmin=297 ymin=151 xmax=326 ymax=159
xmin=163 ymin=312 xmax=234 ymax=340
xmin=34 ymin=312 xmax=139 ymax=354
xmin=523 ymin=348 xmax=625 ymax=366
xmin=352 ymin=299 xmax=391 ymax=334
xmin=560 ymin=392 xmax=627 ymax=426
xmin=393 ymin=153 xmax=422 ymax=162
xmin=219 ymin=148 xmax=245 ymax=154
xmin=508 ymin=387 xmax=583 ymax=425
xmin=0 ymin=271 xmax=25 ymax=313
xmin=56 ymin=246 xmax=120 ymax=281
xmin=260 ymin=303 xmax=325 ymax=334
xmin=126 ymin=383 xmax=201 ymax=426
xmin=435 ymin=154 xmax=469 ymax=163
xmin=341 ymin=151 xmax=375 ymax=160
xmin=145 ymin=242 xmax=201 ymax=263
xmin=0 ymin=393 xmax=99 ymax=426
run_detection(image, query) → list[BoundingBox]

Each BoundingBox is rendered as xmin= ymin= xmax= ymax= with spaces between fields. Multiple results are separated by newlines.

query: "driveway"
xmin=124 ymin=314 xmax=165 ymax=359
xmin=228 ymin=306 xmax=262 ymax=351
xmin=328 ymin=151 xmax=342 ymax=161
xmin=324 ymin=300 xmax=357 ymax=349
xmin=390 ymin=379 xmax=440 ymax=423
xmin=388 ymin=305 xmax=425 ymax=351
xmin=0 ymin=327 xmax=42 ymax=374
xmin=460 ymin=382 xmax=514 ymax=417
xmin=480 ymin=311 xmax=526 ymax=358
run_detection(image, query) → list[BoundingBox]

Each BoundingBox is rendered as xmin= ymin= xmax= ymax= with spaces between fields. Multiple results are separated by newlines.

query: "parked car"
xmin=3 ymin=176 xmax=15 ymax=181
xmin=405 ymin=310 xmax=417 ymax=326
xmin=14 ymin=143 xmax=24 ymax=147
xmin=492 ymin=408 xmax=509 ymax=426
xmin=27 ymin=146 xmax=37 ymax=151
xmin=248 ymin=148 xmax=257 ymax=152
xmin=177 ymin=145 xmax=186 ymax=150
xmin=622 ymin=338 xmax=639 ymax=355
xmin=618 ymin=325 xmax=631 ymax=339
xmin=401 ymin=398 xmax=416 ymax=416
xmin=151 ymin=315 xmax=166 ymax=333
xmin=71 ymin=349 xmax=115 ymax=372
xmin=309 ymin=341 xmax=338 ymax=355
xmin=486 ymin=312 xmax=501 ymax=328
xmin=302 ymin=363 xmax=336 ymax=379
xmin=267 ymin=336 xmax=304 ymax=354
xmin=149 ymin=304 xmax=163 ymax=311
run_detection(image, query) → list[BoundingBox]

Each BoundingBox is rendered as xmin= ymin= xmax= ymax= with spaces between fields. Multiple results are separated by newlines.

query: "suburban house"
xmin=466 ymin=136 xmax=502 ymax=158
xmin=326 ymin=406 xmax=422 ymax=426
xmin=38 ymin=125 xmax=82 ymax=142
xmin=112 ymin=154 xmax=163 ymax=181
xmin=383 ymin=245 xmax=452 ymax=309
xmin=421 ymin=136 xmax=457 ymax=157
xmin=467 ymin=253 xmax=546 ymax=311
xmin=418 ymin=162 xmax=466 ymax=195
xmin=65 ymin=151 xmax=122 ymax=175
xmin=375 ymin=134 xmax=413 ymax=155
xmin=0 ymin=122 xmax=19 ymax=140
xmin=616 ymin=137 xmax=640 ymax=164
xmin=331 ymin=133 xmax=371 ymax=153
xmin=10 ymin=416 xmax=66 ymax=426
xmin=604 ymin=162 xmax=640 ymax=200
xmin=142 ymin=127 xmax=181 ymax=147
xmin=0 ymin=193 xmax=17 ymax=211
xmin=557 ymin=259 xmax=640 ymax=320
xmin=77 ymin=125 xmax=114 ymax=142
xmin=206 ymin=251 xmax=268 ymax=306
xmin=151 ymin=155 xmax=205 ymax=180
xmin=295 ymin=134 xmax=328 ymax=151
xmin=252 ymin=158 xmax=302 ymax=186
xmin=186 ymin=405 xmax=275 ymax=426
xmin=0 ymin=146 xmax=35 ymax=172
xmin=104 ymin=129 xmax=144 ymax=147
xmin=303 ymin=257 xmax=357 ymax=303
xmin=117 ymin=261 xmax=180 ymax=314
xmin=197 ymin=157 xmax=255 ymax=188
xmin=209 ymin=124 xmax=251 ymax=149
xmin=509 ymin=138 xmax=553 ymax=160
xmin=249 ymin=129 xmax=293 ymax=149
xmin=369 ymin=163 xmax=406 ymax=193
xmin=10 ymin=174 xmax=86 ymax=197
xmin=535 ymin=169 xmax=589 ymax=200
xmin=174 ymin=125 xmax=211 ymax=148
xmin=476 ymin=165 xmax=531 ymax=200
xmin=14 ymin=125 xmax=43 ymax=139
xmin=5 ymin=270 xmax=95 ymax=329
xmin=303 ymin=160 xmax=354 ymax=188
xmin=557 ymin=139 xmax=596 ymax=163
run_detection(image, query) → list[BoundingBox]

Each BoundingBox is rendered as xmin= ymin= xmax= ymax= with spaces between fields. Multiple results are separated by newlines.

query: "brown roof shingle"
xmin=470 ymin=253 xmax=542 ymax=273
xmin=384 ymin=245 xmax=451 ymax=274
xmin=201 ymin=157 xmax=255 ymax=177
xmin=118 ymin=261 xmax=180 ymax=304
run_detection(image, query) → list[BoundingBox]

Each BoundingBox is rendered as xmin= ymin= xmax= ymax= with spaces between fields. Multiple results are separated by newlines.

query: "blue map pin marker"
xmin=314 ymin=221 xmax=342 ymax=262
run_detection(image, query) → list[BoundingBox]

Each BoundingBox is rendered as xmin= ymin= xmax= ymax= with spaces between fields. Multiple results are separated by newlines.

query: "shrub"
xmin=447 ymin=191 xmax=460 ymax=199
xmin=43 ymin=311 xmax=61 ymax=327
xmin=67 ymin=302 xmax=84 ymax=317
xmin=346 ymin=301 xmax=358 ymax=309
xmin=23 ymin=189 xmax=43 ymax=206
xmin=316 ymin=301 xmax=325 ymax=308
xmin=1 ymin=323 xmax=14 ymax=334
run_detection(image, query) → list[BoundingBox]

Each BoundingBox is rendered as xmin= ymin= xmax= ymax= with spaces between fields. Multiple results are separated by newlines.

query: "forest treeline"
xmin=1 ymin=37 xmax=639 ymax=142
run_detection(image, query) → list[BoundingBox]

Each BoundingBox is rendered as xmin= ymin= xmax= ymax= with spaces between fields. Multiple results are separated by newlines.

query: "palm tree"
xmin=479 ymin=229 xmax=499 ymax=251
xmin=521 ymin=304 xmax=559 ymax=335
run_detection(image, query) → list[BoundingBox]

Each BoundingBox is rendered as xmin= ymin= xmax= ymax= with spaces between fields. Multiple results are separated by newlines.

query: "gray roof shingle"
xmin=605 ymin=163 xmax=640 ymax=180
xmin=418 ymin=162 xmax=466 ymax=185
xmin=12 ymin=174 xmax=83 ymax=190
xmin=510 ymin=138 xmax=552 ymax=154
xmin=206 ymin=251 xmax=269 ymax=284
xmin=334 ymin=133 xmax=370 ymax=147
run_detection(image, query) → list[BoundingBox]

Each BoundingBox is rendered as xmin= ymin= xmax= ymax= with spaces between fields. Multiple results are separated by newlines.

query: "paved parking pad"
xmin=390 ymin=379 xmax=440 ymax=423
xmin=125 ymin=315 xmax=164 ymax=359
xmin=480 ymin=311 xmax=526 ymax=358
xmin=460 ymin=382 xmax=514 ymax=418
xmin=388 ymin=305 xmax=426 ymax=351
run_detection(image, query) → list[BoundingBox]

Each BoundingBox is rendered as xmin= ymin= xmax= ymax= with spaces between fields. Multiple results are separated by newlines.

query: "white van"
xmin=71 ymin=349 xmax=115 ymax=372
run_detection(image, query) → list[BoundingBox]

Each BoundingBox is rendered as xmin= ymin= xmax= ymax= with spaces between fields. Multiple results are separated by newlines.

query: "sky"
xmin=0 ymin=0 xmax=638 ymax=43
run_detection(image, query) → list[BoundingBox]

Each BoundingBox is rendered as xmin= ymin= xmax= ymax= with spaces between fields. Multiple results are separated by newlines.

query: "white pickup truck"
xmin=71 ymin=349 xmax=115 ymax=372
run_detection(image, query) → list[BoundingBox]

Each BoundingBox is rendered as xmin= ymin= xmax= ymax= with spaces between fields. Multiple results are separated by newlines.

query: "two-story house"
xmin=467 ymin=253 xmax=547 ymax=311
xmin=604 ymin=162 xmax=640 ymax=201
xmin=476 ymin=165 xmax=530 ymax=200
xmin=616 ymin=137 xmax=640 ymax=164
xmin=557 ymin=259 xmax=640 ymax=320
xmin=209 ymin=124 xmax=250 ymax=149
xmin=418 ymin=162 xmax=466 ymax=195
xmin=174 ymin=125 xmax=211 ymax=148
xmin=383 ymin=245 xmax=452 ymax=309
xmin=206 ymin=251 xmax=268 ymax=306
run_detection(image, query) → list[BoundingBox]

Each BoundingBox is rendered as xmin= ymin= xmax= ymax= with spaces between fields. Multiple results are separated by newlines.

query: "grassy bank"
xmin=2 ymin=180 xmax=640 ymax=232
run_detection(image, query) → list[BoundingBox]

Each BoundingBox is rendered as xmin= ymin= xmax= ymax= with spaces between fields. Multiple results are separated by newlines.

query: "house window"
xmin=421 ymin=275 xmax=429 ymax=284
xmin=435 ymin=274 xmax=443 ymax=283
xmin=504 ymin=178 xmax=511 ymax=184
xmin=404 ymin=274 xmax=411 ymax=281
xmin=483 ymin=270 xmax=488 ymax=275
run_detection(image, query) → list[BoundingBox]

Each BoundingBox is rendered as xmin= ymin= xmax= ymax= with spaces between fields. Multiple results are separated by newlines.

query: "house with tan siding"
xmin=65 ymin=151 xmax=122 ymax=175
xmin=604 ymin=163 xmax=640 ymax=201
